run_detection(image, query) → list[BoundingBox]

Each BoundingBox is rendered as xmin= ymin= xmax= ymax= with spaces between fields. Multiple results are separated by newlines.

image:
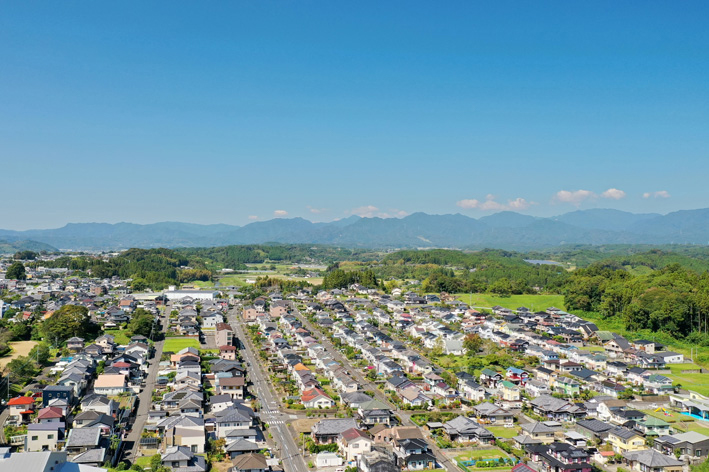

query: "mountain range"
xmin=1 ymin=208 xmax=709 ymax=251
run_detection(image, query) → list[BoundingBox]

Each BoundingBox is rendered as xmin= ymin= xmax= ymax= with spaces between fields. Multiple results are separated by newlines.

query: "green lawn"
xmin=103 ymin=329 xmax=131 ymax=345
xmin=665 ymin=372 xmax=709 ymax=396
xmin=642 ymin=409 xmax=692 ymax=424
xmin=452 ymin=293 xmax=565 ymax=311
xmin=455 ymin=448 xmax=510 ymax=461
xmin=134 ymin=456 xmax=154 ymax=468
xmin=667 ymin=363 xmax=703 ymax=373
xmin=487 ymin=426 xmax=520 ymax=439
xmin=163 ymin=337 xmax=200 ymax=352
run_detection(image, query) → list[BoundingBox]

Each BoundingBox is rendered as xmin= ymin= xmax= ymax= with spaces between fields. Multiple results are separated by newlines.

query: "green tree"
xmin=150 ymin=453 xmax=162 ymax=472
xmin=5 ymin=262 xmax=26 ymax=280
xmin=463 ymin=333 xmax=483 ymax=355
xmin=128 ymin=308 xmax=155 ymax=338
xmin=41 ymin=305 xmax=97 ymax=344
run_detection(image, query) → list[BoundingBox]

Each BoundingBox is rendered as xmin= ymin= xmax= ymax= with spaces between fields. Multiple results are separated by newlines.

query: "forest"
xmin=564 ymin=261 xmax=709 ymax=341
xmin=177 ymin=244 xmax=379 ymax=270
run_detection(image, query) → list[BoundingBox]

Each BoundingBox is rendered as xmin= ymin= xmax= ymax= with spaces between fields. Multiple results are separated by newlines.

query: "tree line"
xmin=564 ymin=262 xmax=709 ymax=340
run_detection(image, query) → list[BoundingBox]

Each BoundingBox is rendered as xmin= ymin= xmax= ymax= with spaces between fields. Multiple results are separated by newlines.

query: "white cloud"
xmin=348 ymin=206 xmax=408 ymax=218
xmin=553 ymin=189 xmax=597 ymax=206
xmin=601 ymin=188 xmax=626 ymax=200
xmin=643 ymin=190 xmax=671 ymax=199
xmin=307 ymin=206 xmax=327 ymax=214
xmin=507 ymin=198 xmax=533 ymax=210
xmin=247 ymin=215 xmax=259 ymax=220
xmin=350 ymin=205 xmax=380 ymax=217
xmin=457 ymin=194 xmax=533 ymax=211
xmin=273 ymin=210 xmax=288 ymax=217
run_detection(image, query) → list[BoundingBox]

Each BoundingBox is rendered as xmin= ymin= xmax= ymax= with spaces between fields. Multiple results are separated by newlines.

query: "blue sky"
xmin=1 ymin=1 xmax=707 ymax=229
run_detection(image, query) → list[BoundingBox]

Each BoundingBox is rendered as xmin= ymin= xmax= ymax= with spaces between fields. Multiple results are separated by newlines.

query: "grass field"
xmin=0 ymin=340 xmax=38 ymax=369
xmin=455 ymin=448 xmax=510 ymax=460
xmin=487 ymin=426 xmax=519 ymax=439
xmin=188 ymin=263 xmax=323 ymax=289
xmin=665 ymin=362 xmax=706 ymax=389
xmin=452 ymin=293 xmax=565 ymax=311
xmin=642 ymin=409 xmax=693 ymax=424
xmin=664 ymin=371 xmax=709 ymax=396
xmin=163 ymin=337 xmax=200 ymax=352
xmin=104 ymin=329 xmax=131 ymax=345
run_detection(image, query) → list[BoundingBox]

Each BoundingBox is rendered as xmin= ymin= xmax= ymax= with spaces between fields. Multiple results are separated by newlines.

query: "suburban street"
xmin=290 ymin=308 xmax=458 ymax=472
xmin=228 ymin=307 xmax=308 ymax=472
xmin=123 ymin=309 xmax=167 ymax=463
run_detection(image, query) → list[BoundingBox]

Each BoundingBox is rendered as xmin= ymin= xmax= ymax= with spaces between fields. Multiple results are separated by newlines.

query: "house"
xmin=301 ymin=388 xmax=335 ymax=409
xmin=42 ymin=386 xmax=74 ymax=408
xmin=473 ymin=403 xmax=514 ymax=425
xmin=64 ymin=427 xmax=102 ymax=455
xmin=623 ymin=448 xmax=683 ymax=472
xmin=216 ymin=323 xmax=235 ymax=347
xmin=225 ymin=439 xmax=261 ymax=459
xmin=498 ymin=380 xmax=521 ymax=407
xmin=7 ymin=396 xmax=36 ymax=423
xmin=400 ymin=388 xmax=432 ymax=408
xmin=67 ymin=337 xmax=85 ymax=351
xmin=81 ymin=394 xmax=119 ymax=418
xmin=339 ymin=427 xmax=373 ymax=461
xmin=93 ymin=374 xmax=127 ymax=395
xmin=657 ymin=352 xmax=684 ymax=364
xmin=443 ymin=415 xmax=495 ymax=444
xmin=219 ymin=345 xmax=238 ymax=361
xmin=315 ymin=451 xmax=343 ymax=468
xmin=217 ymin=376 xmax=245 ymax=400
xmin=0 ymin=449 xmax=106 ymax=472
xmin=161 ymin=445 xmax=208 ymax=472
xmin=395 ymin=438 xmax=438 ymax=470
xmin=574 ymin=419 xmax=614 ymax=442
xmin=358 ymin=448 xmax=399 ymax=472
xmin=230 ymin=452 xmax=269 ymax=472
xmin=312 ymin=418 xmax=358 ymax=444
xmin=25 ymin=423 xmax=63 ymax=452
xmin=519 ymin=421 xmax=562 ymax=444
xmin=608 ymin=427 xmax=646 ymax=454
xmin=37 ymin=406 xmax=64 ymax=425
xmin=655 ymin=431 xmax=709 ymax=458
xmin=530 ymin=395 xmax=585 ymax=422
xmin=527 ymin=442 xmax=592 ymax=472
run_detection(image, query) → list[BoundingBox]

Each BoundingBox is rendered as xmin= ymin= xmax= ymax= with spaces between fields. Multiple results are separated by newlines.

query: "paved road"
xmin=124 ymin=310 xmax=167 ymax=462
xmin=228 ymin=308 xmax=308 ymax=472
xmin=291 ymin=308 xmax=458 ymax=472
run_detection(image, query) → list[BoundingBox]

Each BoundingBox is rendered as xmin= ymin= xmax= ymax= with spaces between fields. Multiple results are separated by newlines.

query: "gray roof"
xmin=312 ymin=418 xmax=357 ymax=435
xmin=162 ymin=445 xmax=193 ymax=461
xmin=225 ymin=438 xmax=261 ymax=452
xmin=623 ymin=448 xmax=683 ymax=467
xmin=66 ymin=426 xmax=101 ymax=447
xmin=70 ymin=447 xmax=107 ymax=463
xmin=576 ymin=419 xmax=613 ymax=433
xmin=521 ymin=421 xmax=561 ymax=434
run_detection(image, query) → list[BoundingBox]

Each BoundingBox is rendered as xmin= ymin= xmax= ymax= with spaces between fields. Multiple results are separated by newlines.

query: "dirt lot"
xmin=0 ymin=340 xmax=38 ymax=370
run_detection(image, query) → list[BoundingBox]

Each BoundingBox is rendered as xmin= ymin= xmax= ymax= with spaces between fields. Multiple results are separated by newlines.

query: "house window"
xmin=48 ymin=434 xmax=54 ymax=439
xmin=32 ymin=436 xmax=38 ymax=440
xmin=697 ymin=450 xmax=702 ymax=457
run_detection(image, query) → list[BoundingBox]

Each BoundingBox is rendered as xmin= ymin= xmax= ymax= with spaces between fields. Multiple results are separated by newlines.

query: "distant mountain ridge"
xmin=1 ymin=209 xmax=709 ymax=250
xmin=0 ymin=239 xmax=58 ymax=254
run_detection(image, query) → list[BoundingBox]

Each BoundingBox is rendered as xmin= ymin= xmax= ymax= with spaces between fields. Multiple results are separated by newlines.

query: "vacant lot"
xmin=163 ymin=337 xmax=200 ymax=352
xmin=452 ymin=293 xmax=565 ymax=311
xmin=665 ymin=372 xmax=709 ymax=396
xmin=104 ymin=329 xmax=131 ymax=345
xmin=487 ymin=426 xmax=519 ymax=439
xmin=0 ymin=341 xmax=38 ymax=370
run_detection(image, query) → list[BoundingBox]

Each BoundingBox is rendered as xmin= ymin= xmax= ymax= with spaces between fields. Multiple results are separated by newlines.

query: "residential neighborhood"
xmin=1 ymin=252 xmax=709 ymax=472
